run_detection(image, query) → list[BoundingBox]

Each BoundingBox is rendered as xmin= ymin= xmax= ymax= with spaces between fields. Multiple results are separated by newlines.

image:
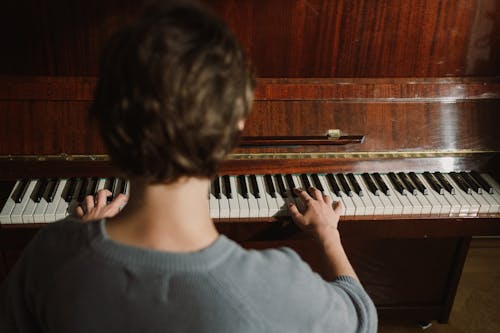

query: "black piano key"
xmin=90 ymin=177 xmax=99 ymax=195
xmin=434 ymin=172 xmax=455 ymax=195
xmin=388 ymin=172 xmax=406 ymax=195
xmin=300 ymin=174 xmax=311 ymax=191
xmin=34 ymin=178 xmax=48 ymax=203
xmin=460 ymin=171 xmax=481 ymax=194
xmin=237 ymin=175 xmax=248 ymax=198
xmin=14 ymin=179 xmax=30 ymax=203
xmin=423 ymin=172 xmax=444 ymax=194
xmin=449 ymin=172 xmax=471 ymax=194
xmin=264 ymin=174 xmax=276 ymax=198
xmin=346 ymin=173 xmax=363 ymax=196
xmin=47 ymin=179 xmax=60 ymax=203
xmin=397 ymin=172 xmax=417 ymax=195
xmin=372 ymin=173 xmax=390 ymax=195
xmin=469 ymin=171 xmax=493 ymax=194
xmin=109 ymin=178 xmax=119 ymax=201
xmin=337 ymin=174 xmax=352 ymax=196
xmin=222 ymin=175 xmax=232 ymax=198
xmin=249 ymin=175 xmax=260 ymax=198
xmin=64 ymin=178 xmax=78 ymax=202
xmin=275 ymin=174 xmax=287 ymax=198
xmin=119 ymin=178 xmax=128 ymax=195
xmin=362 ymin=173 xmax=380 ymax=196
xmin=326 ymin=173 xmax=341 ymax=196
xmin=78 ymin=178 xmax=90 ymax=202
xmin=212 ymin=177 xmax=221 ymax=199
xmin=409 ymin=172 xmax=428 ymax=195
xmin=285 ymin=174 xmax=297 ymax=197
xmin=311 ymin=174 xmax=324 ymax=193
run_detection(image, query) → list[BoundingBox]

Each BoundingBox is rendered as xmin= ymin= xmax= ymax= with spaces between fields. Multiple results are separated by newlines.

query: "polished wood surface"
xmin=1 ymin=77 xmax=499 ymax=156
xmin=1 ymin=0 xmax=499 ymax=77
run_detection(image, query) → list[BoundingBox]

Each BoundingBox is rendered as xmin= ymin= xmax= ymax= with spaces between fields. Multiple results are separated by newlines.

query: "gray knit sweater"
xmin=1 ymin=218 xmax=377 ymax=332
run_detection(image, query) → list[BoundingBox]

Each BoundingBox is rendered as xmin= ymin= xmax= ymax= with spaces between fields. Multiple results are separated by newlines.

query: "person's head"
xmin=90 ymin=0 xmax=254 ymax=184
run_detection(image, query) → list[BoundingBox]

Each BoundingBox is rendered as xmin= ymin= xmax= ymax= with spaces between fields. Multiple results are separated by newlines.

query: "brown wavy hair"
xmin=89 ymin=0 xmax=254 ymax=183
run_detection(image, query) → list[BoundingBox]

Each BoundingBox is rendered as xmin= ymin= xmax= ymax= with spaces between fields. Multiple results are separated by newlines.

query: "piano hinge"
xmin=0 ymin=150 xmax=497 ymax=162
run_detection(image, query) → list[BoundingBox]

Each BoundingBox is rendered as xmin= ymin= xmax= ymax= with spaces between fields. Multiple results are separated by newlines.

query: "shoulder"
xmin=17 ymin=218 xmax=99 ymax=288
xmin=30 ymin=217 xmax=95 ymax=255
xmin=213 ymin=241 xmax=377 ymax=332
xmin=212 ymin=243 xmax=331 ymax=328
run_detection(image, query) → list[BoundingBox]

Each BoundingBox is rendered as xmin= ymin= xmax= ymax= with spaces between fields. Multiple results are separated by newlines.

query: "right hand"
xmin=75 ymin=189 xmax=128 ymax=223
xmin=288 ymin=187 xmax=343 ymax=241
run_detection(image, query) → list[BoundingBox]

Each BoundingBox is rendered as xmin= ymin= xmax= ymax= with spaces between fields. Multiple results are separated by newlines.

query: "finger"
xmin=95 ymin=189 xmax=112 ymax=208
xmin=323 ymin=194 xmax=333 ymax=205
xmin=333 ymin=200 xmax=343 ymax=214
xmin=84 ymin=195 xmax=95 ymax=211
xmin=105 ymin=193 xmax=128 ymax=213
xmin=308 ymin=187 xmax=323 ymax=201
xmin=75 ymin=205 xmax=84 ymax=217
xmin=288 ymin=203 xmax=305 ymax=225
xmin=294 ymin=188 xmax=313 ymax=204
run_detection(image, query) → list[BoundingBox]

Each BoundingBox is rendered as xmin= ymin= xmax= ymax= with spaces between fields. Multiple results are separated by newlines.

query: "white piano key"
xmin=247 ymin=177 xmax=260 ymax=218
xmin=355 ymin=174 xmax=383 ymax=215
xmin=259 ymin=176 xmax=278 ymax=217
xmin=234 ymin=176 xmax=249 ymax=218
xmin=96 ymin=178 xmax=106 ymax=192
xmin=11 ymin=180 xmax=37 ymax=223
xmin=218 ymin=188 xmax=231 ymax=219
xmin=227 ymin=176 xmax=240 ymax=219
xmin=405 ymin=191 xmax=423 ymax=215
xmin=317 ymin=174 xmax=344 ymax=215
xmin=270 ymin=176 xmax=288 ymax=216
xmin=44 ymin=179 xmax=67 ymax=223
xmin=414 ymin=191 xmax=432 ymax=215
xmin=440 ymin=187 xmax=462 ymax=216
xmin=209 ymin=191 xmax=219 ymax=219
xmin=468 ymin=188 xmax=491 ymax=214
xmin=0 ymin=181 xmax=21 ymax=224
xmin=67 ymin=179 xmax=83 ymax=217
xmin=55 ymin=181 xmax=73 ymax=220
xmin=478 ymin=190 xmax=500 ymax=214
xmin=444 ymin=174 xmax=479 ymax=216
xmin=21 ymin=180 xmax=41 ymax=223
xmin=255 ymin=176 xmax=270 ymax=218
xmin=480 ymin=174 xmax=500 ymax=213
xmin=321 ymin=174 xmax=353 ymax=216
xmin=376 ymin=179 xmax=403 ymax=215
xmin=292 ymin=174 xmax=307 ymax=213
xmin=382 ymin=174 xmax=412 ymax=215
xmin=339 ymin=175 xmax=366 ymax=216
xmin=33 ymin=186 xmax=49 ymax=223
xmin=418 ymin=174 xmax=450 ymax=215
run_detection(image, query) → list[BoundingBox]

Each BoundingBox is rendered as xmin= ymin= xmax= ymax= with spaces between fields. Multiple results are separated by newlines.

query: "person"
xmin=0 ymin=0 xmax=377 ymax=332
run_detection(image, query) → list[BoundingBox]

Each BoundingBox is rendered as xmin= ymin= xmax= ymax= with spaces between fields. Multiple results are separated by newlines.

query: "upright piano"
xmin=1 ymin=0 xmax=499 ymax=324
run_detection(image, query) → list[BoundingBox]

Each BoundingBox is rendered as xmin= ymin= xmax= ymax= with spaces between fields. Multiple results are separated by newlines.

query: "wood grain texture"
xmin=1 ymin=77 xmax=499 ymax=156
xmin=1 ymin=0 xmax=499 ymax=77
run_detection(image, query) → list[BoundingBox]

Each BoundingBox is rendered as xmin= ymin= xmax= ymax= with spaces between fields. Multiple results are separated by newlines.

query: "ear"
xmin=237 ymin=119 xmax=246 ymax=131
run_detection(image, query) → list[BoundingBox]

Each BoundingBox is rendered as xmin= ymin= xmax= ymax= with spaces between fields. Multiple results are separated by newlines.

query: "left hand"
xmin=75 ymin=189 xmax=128 ymax=222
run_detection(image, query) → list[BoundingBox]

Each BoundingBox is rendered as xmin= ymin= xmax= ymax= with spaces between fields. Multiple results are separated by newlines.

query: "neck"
xmin=106 ymin=176 xmax=219 ymax=252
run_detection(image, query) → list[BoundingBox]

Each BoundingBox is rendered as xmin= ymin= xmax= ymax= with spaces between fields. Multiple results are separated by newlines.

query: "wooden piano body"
xmin=1 ymin=0 xmax=499 ymax=324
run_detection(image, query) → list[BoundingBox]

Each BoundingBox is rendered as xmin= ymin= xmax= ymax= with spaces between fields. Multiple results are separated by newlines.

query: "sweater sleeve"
xmin=223 ymin=246 xmax=378 ymax=333
xmin=328 ymin=275 xmax=378 ymax=333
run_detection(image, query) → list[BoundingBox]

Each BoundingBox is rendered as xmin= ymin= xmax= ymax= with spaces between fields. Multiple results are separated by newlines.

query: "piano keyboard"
xmin=1 ymin=172 xmax=499 ymax=224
